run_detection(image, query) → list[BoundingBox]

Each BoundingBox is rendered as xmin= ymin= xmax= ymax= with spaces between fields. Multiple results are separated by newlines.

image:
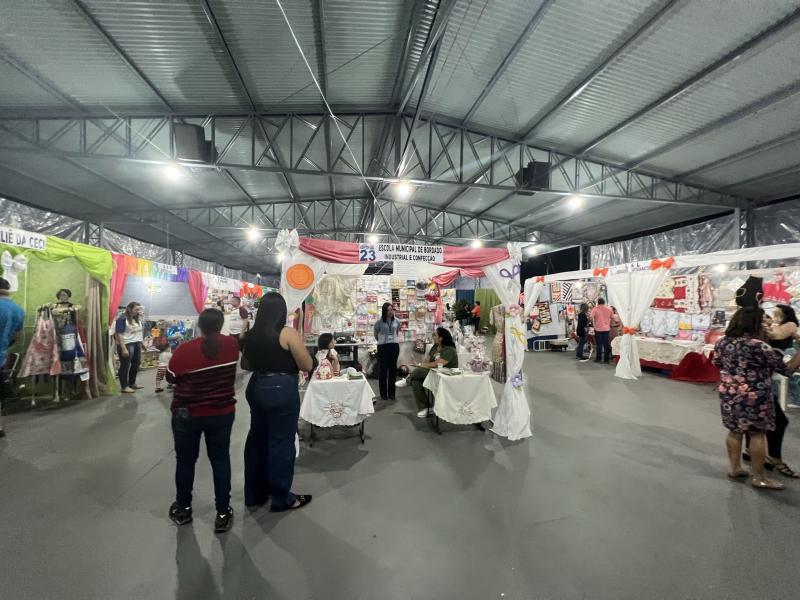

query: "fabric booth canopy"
xmin=276 ymin=229 xmax=531 ymax=441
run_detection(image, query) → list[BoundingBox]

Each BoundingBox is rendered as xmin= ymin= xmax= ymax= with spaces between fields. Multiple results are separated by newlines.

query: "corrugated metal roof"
xmin=469 ymin=0 xmax=656 ymax=137
xmin=0 ymin=57 xmax=71 ymax=113
xmin=208 ymin=0 xmax=322 ymax=111
xmin=0 ymin=0 xmax=165 ymax=111
xmin=411 ymin=0 xmax=543 ymax=120
xmin=693 ymin=138 xmax=800 ymax=190
xmin=324 ymin=0 xmax=413 ymax=108
xmin=595 ymin=20 xmax=800 ymax=166
xmin=80 ymin=0 xmax=247 ymax=111
xmin=629 ymin=94 xmax=800 ymax=178
xmin=530 ymin=0 xmax=800 ymax=151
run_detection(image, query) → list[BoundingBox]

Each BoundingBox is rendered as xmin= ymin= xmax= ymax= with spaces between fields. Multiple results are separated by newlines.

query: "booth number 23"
xmin=359 ymin=244 xmax=377 ymax=262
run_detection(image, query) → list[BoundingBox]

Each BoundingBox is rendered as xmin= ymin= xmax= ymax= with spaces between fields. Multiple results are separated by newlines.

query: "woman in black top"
xmin=241 ymin=292 xmax=314 ymax=511
xmin=575 ymin=303 xmax=589 ymax=361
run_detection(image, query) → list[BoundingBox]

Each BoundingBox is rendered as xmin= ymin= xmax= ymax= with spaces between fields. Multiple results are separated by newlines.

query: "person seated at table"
xmin=409 ymin=327 xmax=458 ymax=419
xmin=317 ymin=333 xmax=340 ymax=375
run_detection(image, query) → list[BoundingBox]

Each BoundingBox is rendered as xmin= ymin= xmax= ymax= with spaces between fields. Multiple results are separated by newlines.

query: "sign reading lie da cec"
xmin=358 ymin=243 xmax=443 ymax=263
xmin=0 ymin=226 xmax=47 ymax=251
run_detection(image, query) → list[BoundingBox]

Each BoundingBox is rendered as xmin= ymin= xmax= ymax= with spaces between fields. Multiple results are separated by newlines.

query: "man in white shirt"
xmin=225 ymin=296 xmax=249 ymax=344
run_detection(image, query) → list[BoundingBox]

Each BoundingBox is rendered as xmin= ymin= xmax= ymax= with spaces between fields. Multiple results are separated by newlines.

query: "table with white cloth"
xmin=300 ymin=375 xmax=376 ymax=445
xmin=611 ymin=336 xmax=703 ymax=368
xmin=422 ymin=369 xmax=498 ymax=433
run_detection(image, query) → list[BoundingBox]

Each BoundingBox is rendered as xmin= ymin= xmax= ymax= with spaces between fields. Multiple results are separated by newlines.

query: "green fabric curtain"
xmin=1 ymin=235 xmax=115 ymax=399
xmin=475 ymin=288 xmax=502 ymax=334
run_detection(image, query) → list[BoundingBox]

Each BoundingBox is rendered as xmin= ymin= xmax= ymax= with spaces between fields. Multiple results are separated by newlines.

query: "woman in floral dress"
xmin=712 ymin=307 xmax=800 ymax=490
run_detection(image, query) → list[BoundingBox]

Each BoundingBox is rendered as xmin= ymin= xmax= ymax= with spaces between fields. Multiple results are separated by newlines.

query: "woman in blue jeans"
xmin=241 ymin=292 xmax=314 ymax=512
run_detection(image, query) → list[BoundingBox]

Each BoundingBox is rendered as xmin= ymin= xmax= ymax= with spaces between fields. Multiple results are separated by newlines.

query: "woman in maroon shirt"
xmin=167 ymin=309 xmax=240 ymax=532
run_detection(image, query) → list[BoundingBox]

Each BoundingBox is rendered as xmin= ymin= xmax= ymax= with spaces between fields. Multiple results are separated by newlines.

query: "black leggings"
xmin=746 ymin=399 xmax=789 ymax=460
xmin=377 ymin=343 xmax=399 ymax=399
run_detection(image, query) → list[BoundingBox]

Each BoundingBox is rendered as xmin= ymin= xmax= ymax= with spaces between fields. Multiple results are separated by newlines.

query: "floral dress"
xmin=712 ymin=336 xmax=786 ymax=433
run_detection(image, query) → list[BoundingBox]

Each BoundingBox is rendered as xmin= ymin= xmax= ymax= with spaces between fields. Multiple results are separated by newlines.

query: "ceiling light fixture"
xmin=247 ymin=227 xmax=260 ymax=242
xmin=526 ymin=245 xmax=538 ymax=256
xmin=367 ymin=234 xmax=379 ymax=244
xmin=470 ymin=239 xmax=483 ymax=248
xmin=163 ymin=163 xmax=184 ymax=182
xmin=395 ymin=181 xmax=413 ymax=201
xmin=713 ymin=264 xmax=728 ymax=273
xmin=567 ymin=195 xmax=583 ymax=210
xmin=277 ymin=252 xmax=285 ymax=262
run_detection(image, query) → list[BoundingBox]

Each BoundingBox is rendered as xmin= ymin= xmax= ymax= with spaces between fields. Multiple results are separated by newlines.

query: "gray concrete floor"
xmin=1 ymin=353 xmax=799 ymax=600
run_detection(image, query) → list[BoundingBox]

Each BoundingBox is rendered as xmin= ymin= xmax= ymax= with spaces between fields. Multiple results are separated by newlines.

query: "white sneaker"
xmin=416 ymin=408 xmax=429 ymax=418
xmin=395 ymin=378 xmax=408 ymax=388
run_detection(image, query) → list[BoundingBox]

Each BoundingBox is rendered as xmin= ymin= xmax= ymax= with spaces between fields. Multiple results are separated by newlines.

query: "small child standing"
xmin=155 ymin=342 xmax=172 ymax=393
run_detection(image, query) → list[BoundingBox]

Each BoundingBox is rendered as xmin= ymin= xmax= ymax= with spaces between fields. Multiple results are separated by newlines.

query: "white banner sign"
xmin=154 ymin=262 xmax=178 ymax=275
xmin=0 ymin=227 xmax=47 ymax=251
xmin=358 ymin=243 xmax=443 ymax=263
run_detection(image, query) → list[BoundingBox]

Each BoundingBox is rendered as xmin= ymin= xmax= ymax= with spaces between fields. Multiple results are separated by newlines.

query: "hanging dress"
xmin=20 ymin=309 xmax=61 ymax=377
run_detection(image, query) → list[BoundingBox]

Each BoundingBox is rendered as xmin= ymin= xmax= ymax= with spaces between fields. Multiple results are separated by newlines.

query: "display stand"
xmin=276 ymin=229 xmax=532 ymax=441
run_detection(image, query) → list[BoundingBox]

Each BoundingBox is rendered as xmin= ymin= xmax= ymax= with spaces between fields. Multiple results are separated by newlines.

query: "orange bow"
xmin=535 ymin=276 xmax=545 ymax=283
xmin=622 ymin=326 xmax=637 ymax=335
xmin=650 ymin=256 xmax=675 ymax=270
xmin=593 ymin=267 xmax=608 ymax=277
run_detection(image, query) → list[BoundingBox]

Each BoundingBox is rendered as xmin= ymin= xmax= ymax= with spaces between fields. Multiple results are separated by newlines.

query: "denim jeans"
xmin=172 ymin=411 xmax=235 ymax=512
xmin=595 ymin=331 xmax=611 ymax=362
xmin=244 ymin=373 xmax=300 ymax=511
xmin=576 ymin=335 xmax=586 ymax=359
xmin=118 ymin=343 xmax=141 ymax=388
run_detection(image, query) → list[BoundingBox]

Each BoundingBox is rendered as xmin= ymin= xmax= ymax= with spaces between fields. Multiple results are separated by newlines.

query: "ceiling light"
xmin=395 ymin=181 xmax=413 ymax=200
xmin=526 ymin=245 xmax=538 ymax=256
xmin=163 ymin=163 xmax=184 ymax=182
xmin=470 ymin=239 xmax=483 ymax=248
xmin=247 ymin=227 xmax=260 ymax=242
xmin=713 ymin=264 xmax=728 ymax=273
xmin=367 ymin=234 xmax=379 ymax=244
xmin=567 ymin=195 xmax=583 ymax=210
xmin=276 ymin=252 xmax=285 ymax=262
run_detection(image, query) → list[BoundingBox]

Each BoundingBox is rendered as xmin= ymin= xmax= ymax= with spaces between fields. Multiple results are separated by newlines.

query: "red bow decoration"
xmin=535 ymin=276 xmax=545 ymax=283
xmin=593 ymin=267 xmax=608 ymax=277
xmin=622 ymin=326 xmax=637 ymax=335
xmin=649 ymin=256 xmax=675 ymax=270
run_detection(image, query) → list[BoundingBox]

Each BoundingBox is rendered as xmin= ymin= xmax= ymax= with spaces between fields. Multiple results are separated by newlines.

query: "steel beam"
xmin=397 ymin=0 xmax=457 ymax=115
xmin=573 ymin=6 xmax=800 ymax=156
xmin=70 ymin=0 xmax=173 ymax=111
xmin=680 ymin=129 xmax=800 ymax=181
xmin=719 ymin=163 xmax=800 ymax=191
xmin=519 ymin=0 xmax=679 ymax=140
xmin=198 ymin=0 xmax=258 ymax=110
xmin=461 ymin=0 xmax=554 ymax=126
xmin=626 ymin=80 xmax=800 ymax=169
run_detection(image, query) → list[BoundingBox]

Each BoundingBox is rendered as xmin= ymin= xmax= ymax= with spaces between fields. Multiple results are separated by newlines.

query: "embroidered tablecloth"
xmin=300 ymin=376 xmax=376 ymax=427
xmin=423 ymin=370 xmax=498 ymax=425
xmin=612 ymin=336 xmax=703 ymax=366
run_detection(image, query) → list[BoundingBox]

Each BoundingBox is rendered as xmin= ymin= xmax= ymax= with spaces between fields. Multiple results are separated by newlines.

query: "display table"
xmin=300 ymin=375 xmax=376 ymax=445
xmin=423 ymin=369 xmax=497 ymax=433
xmin=612 ymin=336 xmax=704 ymax=369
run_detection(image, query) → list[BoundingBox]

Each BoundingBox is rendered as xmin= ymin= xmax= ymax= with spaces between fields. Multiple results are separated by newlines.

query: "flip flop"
xmin=727 ymin=470 xmax=748 ymax=480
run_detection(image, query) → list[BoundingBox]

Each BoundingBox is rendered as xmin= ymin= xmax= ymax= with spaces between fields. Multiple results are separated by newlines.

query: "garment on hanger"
xmin=490 ymin=305 xmax=506 ymax=384
xmin=20 ymin=308 xmax=61 ymax=377
xmin=698 ymin=275 xmax=714 ymax=309
xmin=654 ymin=277 xmax=675 ymax=309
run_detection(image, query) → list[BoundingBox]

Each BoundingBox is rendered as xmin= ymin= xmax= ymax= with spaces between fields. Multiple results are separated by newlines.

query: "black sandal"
xmin=291 ymin=495 xmax=313 ymax=510
xmin=767 ymin=458 xmax=800 ymax=478
xmin=742 ymin=451 xmax=775 ymax=470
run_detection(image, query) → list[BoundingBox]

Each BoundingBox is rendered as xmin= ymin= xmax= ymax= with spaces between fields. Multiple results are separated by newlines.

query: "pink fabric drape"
xmin=298 ymin=237 xmax=509 ymax=267
xmin=109 ymin=254 xmax=132 ymax=322
xmin=432 ymin=267 xmax=486 ymax=287
xmin=187 ymin=270 xmax=208 ymax=313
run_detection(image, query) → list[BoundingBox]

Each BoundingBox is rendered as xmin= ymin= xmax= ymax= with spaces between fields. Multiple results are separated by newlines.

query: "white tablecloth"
xmin=300 ymin=376 xmax=376 ymax=427
xmin=611 ymin=336 xmax=703 ymax=366
xmin=423 ymin=370 xmax=498 ymax=425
